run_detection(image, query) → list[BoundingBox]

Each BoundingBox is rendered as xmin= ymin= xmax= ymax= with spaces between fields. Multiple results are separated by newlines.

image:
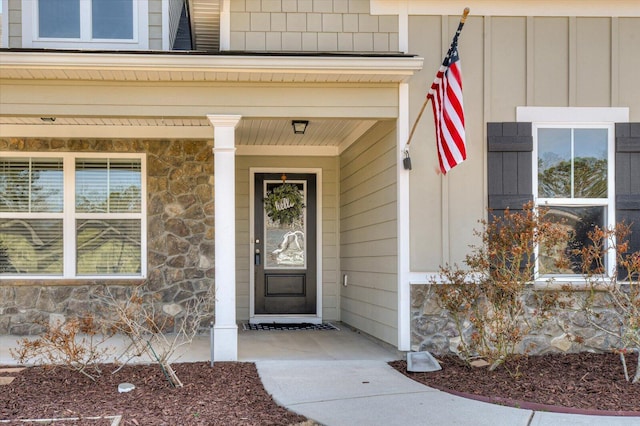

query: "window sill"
xmin=532 ymin=278 xmax=616 ymax=291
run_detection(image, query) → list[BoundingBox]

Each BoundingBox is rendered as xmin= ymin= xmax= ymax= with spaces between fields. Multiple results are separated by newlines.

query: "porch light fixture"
xmin=291 ymin=120 xmax=308 ymax=135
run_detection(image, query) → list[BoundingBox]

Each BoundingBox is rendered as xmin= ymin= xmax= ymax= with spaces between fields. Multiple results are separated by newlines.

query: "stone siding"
xmin=0 ymin=138 xmax=215 ymax=335
xmin=411 ymin=284 xmax=624 ymax=356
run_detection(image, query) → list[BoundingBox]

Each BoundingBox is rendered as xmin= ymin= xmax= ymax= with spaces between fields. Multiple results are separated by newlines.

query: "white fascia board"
xmin=371 ymin=0 xmax=640 ymax=17
xmin=0 ymin=51 xmax=424 ymax=80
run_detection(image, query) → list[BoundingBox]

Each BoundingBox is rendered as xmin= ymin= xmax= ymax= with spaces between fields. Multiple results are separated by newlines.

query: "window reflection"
xmin=265 ymin=182 xmax=306 ymax=269
xmin=539 ymin=206 xmax=605 ymax=275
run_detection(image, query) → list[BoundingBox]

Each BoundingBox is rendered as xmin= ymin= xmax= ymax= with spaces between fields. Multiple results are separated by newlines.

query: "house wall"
xmin=411 ymin=285 xmax=630 ymax=356
xmin=0 ymin=138 xmax=215 ymax=335
xmin=339 ymin=120 xmax=398 ymax=346
xmin=6 ymin=0 xmax=20 ymax=48
xmin=408 ymin=13 xmax=640 ymax=356
xmin=235 ymin=155 xmax=340 ymax=321
xmin=149 ymin=0 xmax=164 ymax=50
xmin=408 ymin=15 xmax=640 ymax=272
xmin=0 ymin=81 xmax=399 ymax=121
xmin=229 ymin=0 xmax=398 ymax=52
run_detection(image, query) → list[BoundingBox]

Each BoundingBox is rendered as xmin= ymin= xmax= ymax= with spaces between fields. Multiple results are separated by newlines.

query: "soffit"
xmin=0 ymin=116 xmax=378 ymax=149
xmin=0 ymin=51 xmax=423 ymax=84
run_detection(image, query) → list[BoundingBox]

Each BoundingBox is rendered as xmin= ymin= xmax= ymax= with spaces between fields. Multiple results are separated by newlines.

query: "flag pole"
xmin=403 ymin=7 xmax=470 ymax=170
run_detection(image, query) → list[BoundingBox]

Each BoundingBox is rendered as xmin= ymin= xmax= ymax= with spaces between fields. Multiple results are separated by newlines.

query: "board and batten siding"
xmin=408 ymin=14 xmax=640 ymax=272
xmin=234 ymin=156 xmax=340 ymax=321
xmin=339 ymin=120 xmax=398 ymax=346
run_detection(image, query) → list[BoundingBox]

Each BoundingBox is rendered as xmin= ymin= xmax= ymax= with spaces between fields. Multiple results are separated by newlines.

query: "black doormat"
xmin=242 ymin=322 xmax=339 ymax=331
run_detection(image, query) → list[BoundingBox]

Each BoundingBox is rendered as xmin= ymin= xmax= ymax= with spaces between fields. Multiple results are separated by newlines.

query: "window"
xmin=0 ymin=153 xmax=146 ymax=279
xmin=486 ymin=108 xmax=634 ymax=282
xmin=534 ymin=125 xmax=615 ymax=276
xmin=22 ymin=0 xmax=148 ymax=49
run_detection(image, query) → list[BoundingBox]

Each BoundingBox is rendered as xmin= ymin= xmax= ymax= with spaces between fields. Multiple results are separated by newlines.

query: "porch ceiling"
xmin=0 ymin=116 xmax=379 ymax=150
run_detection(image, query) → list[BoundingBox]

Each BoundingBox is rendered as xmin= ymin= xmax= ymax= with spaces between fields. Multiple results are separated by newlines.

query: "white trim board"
xmin=517 ymin=107 xmax=629 ymax=123
xmin=371 ymin=0 xmax=640 ymax=17
xmin=397 ymin=83 xmax=411 ymax=351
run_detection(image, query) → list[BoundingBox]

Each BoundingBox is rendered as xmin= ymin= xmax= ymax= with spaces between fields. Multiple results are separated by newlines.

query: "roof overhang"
xmin=0 ymin=51 xmax=424 ymax=84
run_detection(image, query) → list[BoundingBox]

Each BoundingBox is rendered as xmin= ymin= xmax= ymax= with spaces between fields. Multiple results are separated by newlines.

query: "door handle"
xmin=255 ymin=248 xmax=261 ymax=265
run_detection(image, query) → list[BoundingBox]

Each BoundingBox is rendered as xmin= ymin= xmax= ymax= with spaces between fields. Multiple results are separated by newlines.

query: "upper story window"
xmin=0 ymin=153 xmax=147 ymax=279
xmin=22 ymin=0 xmax=148 ymax=49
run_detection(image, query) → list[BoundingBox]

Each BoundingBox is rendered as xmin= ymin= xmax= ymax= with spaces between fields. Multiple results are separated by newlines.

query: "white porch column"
xmin=207 ymin=114 xmax=241 ymax=361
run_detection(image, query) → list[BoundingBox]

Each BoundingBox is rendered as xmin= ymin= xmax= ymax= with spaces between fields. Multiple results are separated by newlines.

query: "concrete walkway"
xmin=1 ymin=325 xmax=638 ymax=425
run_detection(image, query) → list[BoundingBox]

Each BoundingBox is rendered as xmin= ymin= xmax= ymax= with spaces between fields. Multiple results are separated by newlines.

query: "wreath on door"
xmin=264 ymin=183 xmax=305 ymax=225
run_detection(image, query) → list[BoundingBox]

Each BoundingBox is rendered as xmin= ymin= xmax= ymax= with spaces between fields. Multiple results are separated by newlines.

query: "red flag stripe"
xmin=427 ymin=41 xmax=466 ymax=175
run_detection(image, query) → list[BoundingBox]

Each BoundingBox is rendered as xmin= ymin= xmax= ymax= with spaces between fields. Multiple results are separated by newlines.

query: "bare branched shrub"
xmin=94 ymin=285 xmax=214 ymax=387
xmin=433 ymin=203 xmax=568 ymax=371
xmin=571 ymin=223 xmax=640 ymax=383
xmin=10 ymin=315 xmax=114 ymax=381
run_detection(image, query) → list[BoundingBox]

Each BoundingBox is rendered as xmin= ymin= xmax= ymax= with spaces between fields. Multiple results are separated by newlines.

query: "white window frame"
xmin=532 ymin=122 xmax=616 ymax=281
xmin=0 ymin=152 xmax=147 ymax=280
xmin=21 ymin=0 xmax=149 ymax=50
xmin=518 ymin=107 xmax=628 ymax=285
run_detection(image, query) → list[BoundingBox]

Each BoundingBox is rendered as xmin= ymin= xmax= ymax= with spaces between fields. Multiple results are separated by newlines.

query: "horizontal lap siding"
xmin=340 ymin=120 xmax=397 ymax=345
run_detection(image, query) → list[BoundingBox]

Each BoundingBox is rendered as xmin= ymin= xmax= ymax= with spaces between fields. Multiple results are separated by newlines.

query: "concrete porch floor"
xmin=0 ymin=322 xmax=400 ymax=366
xmin=238 ymin=323 xmax=401 ymax=362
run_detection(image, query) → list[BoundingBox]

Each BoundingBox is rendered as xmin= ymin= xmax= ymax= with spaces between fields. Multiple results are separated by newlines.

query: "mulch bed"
xmin=0 ymin=362 xmax=309 ymax=425
xmin=390 ymin=352 xmax=640 ymax=415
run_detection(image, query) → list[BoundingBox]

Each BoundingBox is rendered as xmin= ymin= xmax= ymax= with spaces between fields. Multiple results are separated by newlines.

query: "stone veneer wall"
xmin=411 ymin=285 xmax=624 ymax=356
xmin=0 ymin=138 xmax=215 ymax=335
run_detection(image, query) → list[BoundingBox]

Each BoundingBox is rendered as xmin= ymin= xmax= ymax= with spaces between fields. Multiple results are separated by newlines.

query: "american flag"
xmin=427 ymin=37 xmax=466 ymax=174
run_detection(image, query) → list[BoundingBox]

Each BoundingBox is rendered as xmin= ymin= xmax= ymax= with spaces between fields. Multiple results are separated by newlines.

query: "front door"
xmin=254 ymin=173 xmax=317 ymax=315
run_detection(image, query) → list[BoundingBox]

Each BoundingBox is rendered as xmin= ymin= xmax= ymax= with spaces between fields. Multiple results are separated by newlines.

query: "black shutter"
xmin=616 ymin=123 xmax=640 ymax=257
xmin=487 ymin=122 xmax=534 ymax=214
xmin=487 ymin=123 xmax=534 ymax=276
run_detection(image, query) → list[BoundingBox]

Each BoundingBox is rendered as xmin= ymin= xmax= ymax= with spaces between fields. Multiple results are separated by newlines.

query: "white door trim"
xmin=249 ymin=167 xmax=323 ymax=324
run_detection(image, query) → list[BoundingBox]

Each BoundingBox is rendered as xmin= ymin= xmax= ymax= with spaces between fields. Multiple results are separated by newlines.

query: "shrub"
xmin=570 ymin=223 xmax=640 ymax=383
xmin=10 ymin=315 xmax=114 ymax=381
xmin=433 ymin=202 xmax=568 ymax=371
xmin=94 ymin=284 xmax=214 ymax=387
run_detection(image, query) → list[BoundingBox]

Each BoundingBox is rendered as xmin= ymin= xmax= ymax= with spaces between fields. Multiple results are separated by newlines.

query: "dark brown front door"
xmin=254 ymin=173 xmax=317 ymax=315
